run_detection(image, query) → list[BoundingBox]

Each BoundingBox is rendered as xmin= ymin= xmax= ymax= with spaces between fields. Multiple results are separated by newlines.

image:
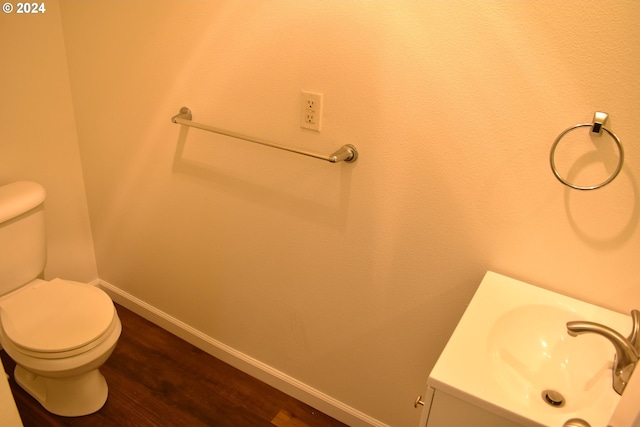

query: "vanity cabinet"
xmin=420 ymin=386 xmax=525 ymax=427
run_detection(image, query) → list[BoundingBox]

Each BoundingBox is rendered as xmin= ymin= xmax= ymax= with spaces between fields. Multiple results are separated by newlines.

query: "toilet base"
xmin=14 ymin=365 xmax=108 ymax=416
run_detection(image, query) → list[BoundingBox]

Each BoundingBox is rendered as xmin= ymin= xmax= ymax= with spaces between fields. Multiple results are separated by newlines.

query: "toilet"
xmin=0 ymin=181 xmax=121 ymax=416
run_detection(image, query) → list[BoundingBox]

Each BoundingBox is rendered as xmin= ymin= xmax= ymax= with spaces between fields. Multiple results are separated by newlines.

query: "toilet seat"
xmin=0 ymin=278 xmax=116 ymax=359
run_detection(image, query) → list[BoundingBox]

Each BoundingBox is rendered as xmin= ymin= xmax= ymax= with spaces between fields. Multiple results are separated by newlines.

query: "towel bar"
xmin=171 ymin=107 xmax=358 ymax=163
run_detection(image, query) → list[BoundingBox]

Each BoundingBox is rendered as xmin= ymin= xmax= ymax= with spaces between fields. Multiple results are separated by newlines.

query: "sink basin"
xmin=489 ymin=304 xmax=615 ymax=414
xmin=427 ymin=272 xmax=631 ymax=427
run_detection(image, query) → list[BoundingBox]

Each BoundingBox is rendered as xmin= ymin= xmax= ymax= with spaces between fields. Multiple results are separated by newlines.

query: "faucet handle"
xmin=628 ymin=309 xmax=640 ymax=352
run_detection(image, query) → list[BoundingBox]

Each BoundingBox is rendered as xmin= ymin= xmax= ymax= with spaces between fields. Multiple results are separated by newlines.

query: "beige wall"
xmin=1 ymin=1 xmax=638 ymax=425
xmin=0 ymin=1 xmax=96 ymax=282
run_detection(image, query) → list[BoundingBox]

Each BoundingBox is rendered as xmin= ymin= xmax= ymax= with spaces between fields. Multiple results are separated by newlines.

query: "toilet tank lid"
xmin=0 ymin=181 xmax=46 ymax=224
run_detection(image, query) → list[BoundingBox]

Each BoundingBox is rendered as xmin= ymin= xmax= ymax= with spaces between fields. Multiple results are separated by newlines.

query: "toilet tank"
xmin=0 ymin=181 xmax=47 ymax=296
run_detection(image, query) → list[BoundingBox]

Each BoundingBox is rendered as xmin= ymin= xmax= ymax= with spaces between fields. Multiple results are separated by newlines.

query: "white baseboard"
xmin=98 ymin=280 xmax=388 ymax=427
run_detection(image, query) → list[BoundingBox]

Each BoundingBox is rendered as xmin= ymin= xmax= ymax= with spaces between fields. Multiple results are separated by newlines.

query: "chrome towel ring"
xmin=549 ymin=112 xmax=624 ymax=191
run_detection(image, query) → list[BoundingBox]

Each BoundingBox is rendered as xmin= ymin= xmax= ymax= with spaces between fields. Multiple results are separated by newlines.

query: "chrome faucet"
xmin=567 ymin=310 xmax=640 ymax=395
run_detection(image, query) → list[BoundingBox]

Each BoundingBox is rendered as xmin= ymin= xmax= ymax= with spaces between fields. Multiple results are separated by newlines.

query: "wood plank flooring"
xmin=1 ymin=304 xmax=348 ymax=427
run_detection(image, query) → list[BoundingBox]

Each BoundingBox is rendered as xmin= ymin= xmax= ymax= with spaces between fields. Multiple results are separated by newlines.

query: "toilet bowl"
xmin=0 ymin=278 xmax=122 ymax=416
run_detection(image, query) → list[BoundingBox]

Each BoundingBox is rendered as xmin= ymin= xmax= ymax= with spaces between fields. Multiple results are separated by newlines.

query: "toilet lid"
xmin=0 ymin=279 xmax=115 ymax=353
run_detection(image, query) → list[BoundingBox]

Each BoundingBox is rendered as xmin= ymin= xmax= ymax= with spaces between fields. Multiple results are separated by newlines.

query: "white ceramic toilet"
xmin=0 ymin=181 xmax=121 ymax=416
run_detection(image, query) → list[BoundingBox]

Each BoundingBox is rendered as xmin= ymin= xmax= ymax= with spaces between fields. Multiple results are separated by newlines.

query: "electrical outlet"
xmin=300 ymin=91 xmax=323 ymax=131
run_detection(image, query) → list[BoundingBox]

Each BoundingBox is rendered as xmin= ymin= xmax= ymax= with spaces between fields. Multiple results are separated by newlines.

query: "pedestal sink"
xmin=424 ymin=271 xmax=633 ymax=427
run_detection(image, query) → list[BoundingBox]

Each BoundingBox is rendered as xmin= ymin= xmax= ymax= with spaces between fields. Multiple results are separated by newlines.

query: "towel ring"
xmin=549 ymin=113 xmax=624 ymax=191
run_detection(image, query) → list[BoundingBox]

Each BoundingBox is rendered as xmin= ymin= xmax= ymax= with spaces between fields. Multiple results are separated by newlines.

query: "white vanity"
xmin=419 ymin=272 xmax=640 ymax=427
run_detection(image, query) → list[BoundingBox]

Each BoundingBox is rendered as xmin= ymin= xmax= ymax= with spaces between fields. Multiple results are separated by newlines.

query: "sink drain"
xmin=542 ymin=389 xmax=565 ymax=407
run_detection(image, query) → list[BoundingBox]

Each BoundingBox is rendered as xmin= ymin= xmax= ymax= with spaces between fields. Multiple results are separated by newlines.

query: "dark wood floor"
xmin=1 ymin=304 xmax=348 ymax=427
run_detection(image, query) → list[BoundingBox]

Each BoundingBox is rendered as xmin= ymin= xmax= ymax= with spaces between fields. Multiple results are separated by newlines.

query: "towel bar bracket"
xmin=171 ymin=106 xmax=192 ymax=123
